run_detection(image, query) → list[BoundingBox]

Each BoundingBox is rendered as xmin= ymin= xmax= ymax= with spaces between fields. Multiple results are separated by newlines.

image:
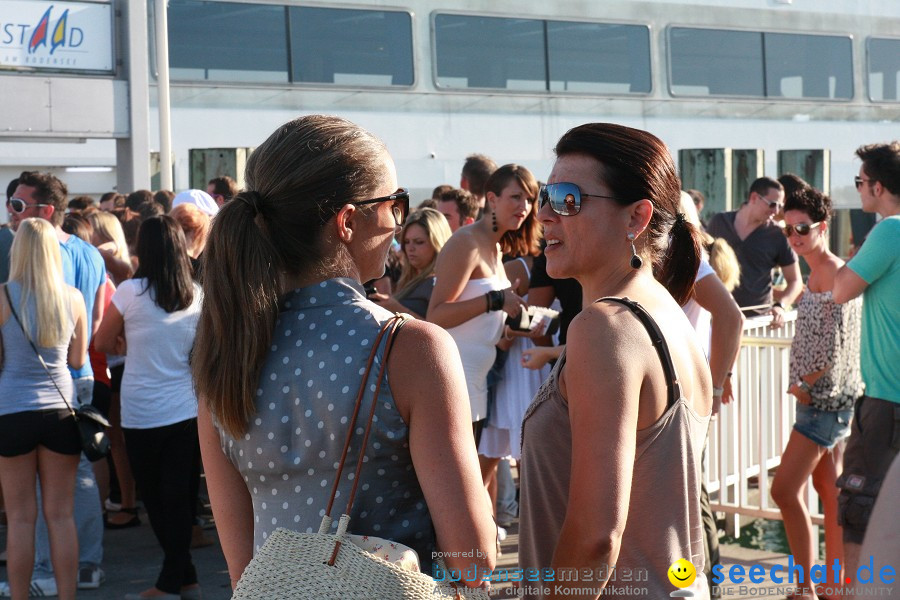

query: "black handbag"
xmin=4 ymin=286 xmax=111 ymax=461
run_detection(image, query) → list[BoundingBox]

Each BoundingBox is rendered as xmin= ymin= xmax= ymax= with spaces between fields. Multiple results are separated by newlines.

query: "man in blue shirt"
xmin=833 ymin=142 xmax=900 ymax=586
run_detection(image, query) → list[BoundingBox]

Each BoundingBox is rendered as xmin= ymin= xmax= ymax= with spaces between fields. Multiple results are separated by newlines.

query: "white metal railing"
xmin=704 ymin=311 xmax=825 ymax=538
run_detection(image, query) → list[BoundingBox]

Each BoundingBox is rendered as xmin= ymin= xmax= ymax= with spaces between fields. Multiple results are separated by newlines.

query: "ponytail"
xmin=656 ymin=213 xmax=702 ymax=306
xmin=192 ymin=192 xmax=283 ymax=438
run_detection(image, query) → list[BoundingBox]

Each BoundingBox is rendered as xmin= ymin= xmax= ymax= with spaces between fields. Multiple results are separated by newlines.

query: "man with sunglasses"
xmin=1 ymin=171 xmax=108 ymax=595
xmin=831 ymin=141 xmax=900 ymax=589
xmin=707 ymin=176 xmax=802 ymax=326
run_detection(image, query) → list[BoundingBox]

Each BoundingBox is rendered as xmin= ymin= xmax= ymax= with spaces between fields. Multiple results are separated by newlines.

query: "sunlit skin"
xmin=8 ymin=184 xmax=53 ymax=231
xmin=490 ymin=180 xmax=533 ymax=233
xmin=437 ymin=200 xmax=463 ymax=232
xmin=402 ymin=223 xmax=435 ymax=274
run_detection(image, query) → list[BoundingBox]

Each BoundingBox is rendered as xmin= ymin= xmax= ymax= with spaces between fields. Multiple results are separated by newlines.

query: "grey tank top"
xmin=217 ymin=278 xmax=435 ymax=563
xmin=0 ymin=281 xmax=76 ymax=416
xmin=519 ymin=297 xmax=711 ymax=599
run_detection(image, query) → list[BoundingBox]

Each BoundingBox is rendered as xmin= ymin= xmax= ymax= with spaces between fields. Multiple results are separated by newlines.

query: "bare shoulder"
xmin=567 ymin=299 xmax=647 ymax=353
xmin=390 ymin=317 xmax=456 ymax=362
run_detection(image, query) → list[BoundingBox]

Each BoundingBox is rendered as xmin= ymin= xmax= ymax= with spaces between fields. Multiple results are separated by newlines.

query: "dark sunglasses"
xmin=539 ymin=182 xmax=624 ymax=216
xmin=351 ymin=188 xmax=410 ymax=225
xmin=7 ymin=197 xmax=50 ymax=214
xmin=782 ymin=221 xmax=822 ymax=237
xmin=854 ymin=176 xmax=873 ymax=190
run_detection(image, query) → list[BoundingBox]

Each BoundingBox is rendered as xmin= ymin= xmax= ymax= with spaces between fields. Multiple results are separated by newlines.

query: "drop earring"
xmin=628 ymin=232 xmax=643 ymax=269
xmin=491 ymin=211 xmax=498 ymax=233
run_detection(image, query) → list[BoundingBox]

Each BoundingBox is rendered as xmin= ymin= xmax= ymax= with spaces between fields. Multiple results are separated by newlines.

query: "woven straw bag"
xmin=231 ymin=314 xmax=490 ymax=600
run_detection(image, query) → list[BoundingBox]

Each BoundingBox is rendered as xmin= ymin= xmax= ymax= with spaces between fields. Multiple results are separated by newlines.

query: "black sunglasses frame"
xmin=539 ymin=182 xmax=626 ymax=216
xmin=351 ymin=188 xmax=410 ymax=225
xmin=782 ymin=221 xmax=822 ymax=237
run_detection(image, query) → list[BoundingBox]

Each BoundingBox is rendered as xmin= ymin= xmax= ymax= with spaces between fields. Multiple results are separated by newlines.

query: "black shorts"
xmin=110 ymin=363 xmax=124 ymax=394
xmin=0 ymin=409 xmax=81 ymax=457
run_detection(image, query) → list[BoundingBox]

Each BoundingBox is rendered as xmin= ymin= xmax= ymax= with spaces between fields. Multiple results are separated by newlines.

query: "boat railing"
xmin=704 ymin=310 xmax=825 ymax=538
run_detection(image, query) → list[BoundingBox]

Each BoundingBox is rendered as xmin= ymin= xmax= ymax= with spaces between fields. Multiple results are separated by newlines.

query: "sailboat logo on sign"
xmin=25 ymin=6 xmax=82 ymax=55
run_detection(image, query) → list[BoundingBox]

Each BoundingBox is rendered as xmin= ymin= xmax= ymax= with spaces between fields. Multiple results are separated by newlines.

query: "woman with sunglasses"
xmin=770 ymin=187 xmax=863 ymax=600
xmin=0 ymin=218 xmax=88 ymax=600
xmin=427 ymin=164 xmax=538 ymax=447
xmin=518 ymin=123 xmax=712 ymax=599
xmin=191 ymin=116 xmax=495 ymax=589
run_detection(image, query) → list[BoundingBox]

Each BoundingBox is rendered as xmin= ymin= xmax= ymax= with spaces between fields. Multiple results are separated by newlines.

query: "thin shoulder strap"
xmin=516 ymin=256 xmax=531 ymax=281
xmin=3 ymin=285 xmax=77 ymax=417
xmin=595 ymin=296 xmax=682 ymax=408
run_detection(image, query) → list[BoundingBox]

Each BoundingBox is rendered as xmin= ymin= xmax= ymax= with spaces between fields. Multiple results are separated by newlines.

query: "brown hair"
xmin=462 ymin=154 xmax=498 ymax=198
xmin=439 ymin=188 xmax=480 ymax=224
xmin=17 ymin=171 xmax=68 ymax=227
xmin=208 ymin=176 xmax=238 ymax=201
xmin=485 ymin=164 xmax=542 ymax=258
xmin=856 ymin=141 xmax=900 ymax=196
xmin=193 ymin=115 xmax=390 ymax=437
xmin=555 ymin=123 xmax=702 ymax=304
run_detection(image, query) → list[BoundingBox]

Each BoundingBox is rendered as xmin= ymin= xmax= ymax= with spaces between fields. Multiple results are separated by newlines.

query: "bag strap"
xmin=595 ymin=296 xmax=682 ymax=408
xmin=3 ymin=285 xmax=77 ymax=417
xmin=323 ymin=313 xmax=408 ymax=565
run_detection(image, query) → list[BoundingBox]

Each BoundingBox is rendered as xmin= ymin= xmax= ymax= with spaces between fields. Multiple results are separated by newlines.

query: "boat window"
xmin=547 ymin=22 xmax=651 ymax=94
xmin=168 ymin=0 xmax=289 ymax=83
xmin=868 ymin=37 xmax=900 ymax=102
xmin=669 ymin=27 xmax=852 ymax=100
xmin=434 ymin=14 xmax=546 ymax=91
xmin=764 ymin=33 xmax=852 ymax=99
xmin=288 ymin=7 xmax=413 ymax=86
xmin=669 ymin=28 xmax=764 ymax=97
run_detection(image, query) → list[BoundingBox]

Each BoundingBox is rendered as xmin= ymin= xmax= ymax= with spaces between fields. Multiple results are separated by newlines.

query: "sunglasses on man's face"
xmin=539 ymin=182 xmax=624 ymax=216
xmin=7 ymin=197 xmax=50 ymax=214
xmin=782 ymin=221 xmax=822 ymax=237
xmin=352 ymin=188 xmax=410 ymax=226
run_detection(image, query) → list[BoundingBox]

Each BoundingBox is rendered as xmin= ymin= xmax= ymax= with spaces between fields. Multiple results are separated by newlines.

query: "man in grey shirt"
xmin=707 ymin=177 xmax=802 ymax=325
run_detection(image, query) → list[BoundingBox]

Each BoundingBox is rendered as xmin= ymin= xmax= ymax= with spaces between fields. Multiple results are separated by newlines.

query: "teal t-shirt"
xmin=847 ymin=215 xmax=900 ymax=403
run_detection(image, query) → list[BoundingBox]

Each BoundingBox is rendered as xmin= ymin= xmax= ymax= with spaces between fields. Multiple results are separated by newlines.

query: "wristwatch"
xmin=797 ymin=380 xmax=812 ymax=393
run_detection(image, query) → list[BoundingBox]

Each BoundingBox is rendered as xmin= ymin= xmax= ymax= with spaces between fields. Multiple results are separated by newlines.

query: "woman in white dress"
xmin=427 ymin=164 xmax=542 ymax=513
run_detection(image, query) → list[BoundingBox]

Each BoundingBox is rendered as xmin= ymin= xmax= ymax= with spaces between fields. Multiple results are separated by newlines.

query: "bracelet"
xmin=485 ymin=292 xmax=491 ymax=314
xmin=486 ymin=289 xmax=505 ymax=312
xmin=726 ymin=371 xmax=733 ymax=378
xmin=772 ymin=301 xmax=783 ymax=310
xmin=797 ymin=380 xmax=812 ymax=393
xmin=712 ymin=387 xmax=724 ymax=398
xmin=503 ymin=326 xmax=513 ymax=341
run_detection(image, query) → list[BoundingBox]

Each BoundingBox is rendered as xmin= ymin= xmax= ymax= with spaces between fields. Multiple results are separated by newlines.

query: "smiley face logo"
xmin=668 ymin=559 xmax=696 ymax=588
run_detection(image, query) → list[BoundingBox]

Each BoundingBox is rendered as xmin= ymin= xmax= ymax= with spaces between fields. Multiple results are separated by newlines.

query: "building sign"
xmin=0 ymin=0 xmax=113 ymax=72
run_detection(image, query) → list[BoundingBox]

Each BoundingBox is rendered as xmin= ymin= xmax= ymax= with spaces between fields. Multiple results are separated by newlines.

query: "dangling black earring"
xmin=628 ymin=232 xmax=643 ymax=269
xmin=491 ymin=211 xmax=498 ymax=233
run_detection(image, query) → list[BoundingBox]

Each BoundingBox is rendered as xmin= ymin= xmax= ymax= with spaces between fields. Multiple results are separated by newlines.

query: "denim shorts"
xmin=794 ymin=402 xmax=852 ymax=449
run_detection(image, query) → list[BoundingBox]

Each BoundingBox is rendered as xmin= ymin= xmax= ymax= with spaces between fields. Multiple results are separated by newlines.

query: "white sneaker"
xmin=0 ymin=577 xmax=58 ymax=597
xmin=497 ymin=526 xmax=508 ymax=542
xmin=77 ymin=566 xmax=105 ymax=590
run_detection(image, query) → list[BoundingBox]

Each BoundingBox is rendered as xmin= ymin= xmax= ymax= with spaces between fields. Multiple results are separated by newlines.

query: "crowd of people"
xmin=0 ymin=117 xmax=897 ymax=600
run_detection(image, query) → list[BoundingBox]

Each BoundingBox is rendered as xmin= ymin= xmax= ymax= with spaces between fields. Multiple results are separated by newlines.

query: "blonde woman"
xmin=0 ymin=218 xmax=88 ymax=600
xmin=370 ymin=207 xmax=452 ymax=319
xmin=88 ymin=211 xmax=133 ymax=285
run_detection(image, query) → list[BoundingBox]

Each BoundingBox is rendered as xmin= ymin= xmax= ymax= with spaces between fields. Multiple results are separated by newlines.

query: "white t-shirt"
xmin=681 ymin=259 xmax=715 ymax=358
xmin=112 ymin=278 xmax=202 ymax=429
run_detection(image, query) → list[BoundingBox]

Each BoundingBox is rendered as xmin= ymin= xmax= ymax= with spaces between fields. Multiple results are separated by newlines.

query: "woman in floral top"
xmin=771 ymin=186 xmax=864 ymax=600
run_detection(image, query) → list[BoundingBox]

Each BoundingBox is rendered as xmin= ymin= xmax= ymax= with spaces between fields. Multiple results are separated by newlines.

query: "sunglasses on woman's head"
xmin=782 ymin=221 xmax=822 ymax=237
xmin=351 ymin=188 xmax=410 ymax=225
xmin=7 ymin=198 xmax=50 ymax=214
xmin=539 ymin=182 xmax=625 ymax=216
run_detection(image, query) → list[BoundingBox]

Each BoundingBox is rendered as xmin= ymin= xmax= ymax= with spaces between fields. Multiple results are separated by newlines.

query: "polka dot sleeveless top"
xmin=217 ymin=278 xmax=435 ymax=562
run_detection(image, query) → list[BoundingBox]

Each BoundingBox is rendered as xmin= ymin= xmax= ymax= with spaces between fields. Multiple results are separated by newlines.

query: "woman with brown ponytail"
xmin=191 ymin=116 xmax=495 ymax=590
xmin=518 ymin=123 xmax=713 ymax=599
